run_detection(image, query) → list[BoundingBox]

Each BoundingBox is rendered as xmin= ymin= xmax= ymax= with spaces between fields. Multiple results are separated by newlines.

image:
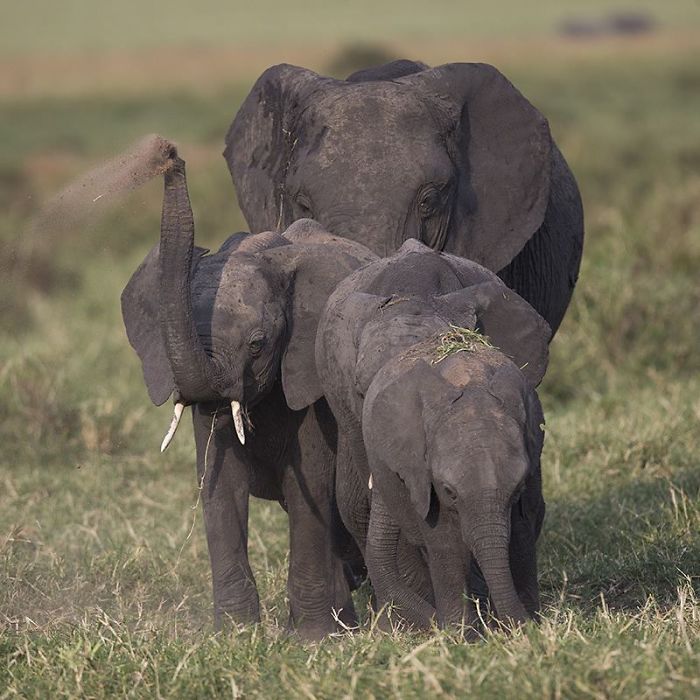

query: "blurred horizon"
xmin=3 ymin=0 xmax=699 ymax=55
xmin=2 ymin=1 xmax=698 ymax=100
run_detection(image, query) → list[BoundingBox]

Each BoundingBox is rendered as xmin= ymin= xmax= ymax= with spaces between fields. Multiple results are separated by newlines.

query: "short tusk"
xmin=231 ymin=401 xmax=245 ymax=445
xmin=368 ymin=474 xmax=373 ymax=490
xmin=160 ymin=402 xmax=185 ymax=453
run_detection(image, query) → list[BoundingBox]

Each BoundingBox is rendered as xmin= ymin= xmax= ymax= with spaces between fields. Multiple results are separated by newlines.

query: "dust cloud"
xmin=29 ymin=133 xmax=177 ymax=239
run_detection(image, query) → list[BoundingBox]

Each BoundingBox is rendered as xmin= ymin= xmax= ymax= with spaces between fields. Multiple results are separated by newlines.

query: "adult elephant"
xmin=225 ymin=60 xmax=583 ymax=335
xmin=121 ymin=144 xmax=374 ymax=639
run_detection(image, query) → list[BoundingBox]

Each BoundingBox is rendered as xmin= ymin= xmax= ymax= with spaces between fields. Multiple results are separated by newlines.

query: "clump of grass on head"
xmin=432 ymin=324 xmax=496 ymax=365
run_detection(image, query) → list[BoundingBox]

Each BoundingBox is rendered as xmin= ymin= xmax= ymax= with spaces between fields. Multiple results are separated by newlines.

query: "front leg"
xmin=283 ymin=400 xmax=356 ymax=639
xmin=193 ymin=402 xmax=259 ymax=627
xmin=336 ymin=422 xmax=372 ymax=555
xmin=366 ymin=492 xmax=436 ymax=630
xmin=422 ymin=511 xmax=471 ymax=628
xmin=510 ymin=467 xmax=545 ymax=617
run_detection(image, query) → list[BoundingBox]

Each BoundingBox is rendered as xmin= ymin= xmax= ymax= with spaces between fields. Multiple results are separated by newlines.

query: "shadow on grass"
xmin=539 ymin=465 xmax=700 ymax=613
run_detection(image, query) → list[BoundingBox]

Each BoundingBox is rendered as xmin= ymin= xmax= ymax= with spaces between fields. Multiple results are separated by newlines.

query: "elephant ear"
xmin=523 ymin=390 xmax=546 ymax=538
xmin=346 ymin=59 xmax=429 ymax=82
xmin=121 ymin=243 xmax=208 ymax=406
xmin=402 ymin=63 xmax=552 ymax=272
xmin=224 ymin=65 xmax=333 ymax=234
xmin=268 ymin=235 xmax=373 ymax=411
xmin=364 ymin=360 xmax=462 ymax=520
xmin=436 ymin=280 xmax=551 ymax=387
xmin=525 ymin=391 xmax=545 ymax=466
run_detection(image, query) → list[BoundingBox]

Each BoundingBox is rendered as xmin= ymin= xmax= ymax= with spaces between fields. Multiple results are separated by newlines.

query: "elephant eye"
xmin=418 ymin=187 xmax=441 ymax=218
xmin=294 ymin=192 xmax=314 ymax=219
xmin=248 ymin=330 xmax=266 ymax=356
xmin=442 ymin=483 xmax=458 ymax=502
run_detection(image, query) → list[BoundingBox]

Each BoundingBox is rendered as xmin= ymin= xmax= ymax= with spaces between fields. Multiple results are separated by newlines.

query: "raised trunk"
xmin=468 ymin=517 xmax=529 ymax=626
xmin=159 ymin=158 xmax=222 ymax=402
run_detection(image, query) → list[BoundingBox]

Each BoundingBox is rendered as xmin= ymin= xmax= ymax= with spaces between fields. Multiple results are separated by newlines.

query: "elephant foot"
xmin=214 ymin=599 xmax=261 ymax=630
xmin=371 ymin=598 xmax=436 ymax=633
xmin=288 ymin=604 xmax=356 ymax=640
xmin=213 ymin=580 xmax=261 ymax=629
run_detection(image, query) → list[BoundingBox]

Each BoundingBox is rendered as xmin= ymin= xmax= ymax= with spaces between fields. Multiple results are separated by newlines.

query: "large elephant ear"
xmin=265 ymin=230 xmax=374 ymax=411
xmin=120 ymin=243 xmax=208 ymax=406
xmin=402 ymin=63 xmax=552 ymax=272
xmin=224 ymin=65 xmax=332 ymax=234
xmin=364 ymin=360 xmax=462 ymax=520
xmin=437 ymin=280 xmax=551 ymax=387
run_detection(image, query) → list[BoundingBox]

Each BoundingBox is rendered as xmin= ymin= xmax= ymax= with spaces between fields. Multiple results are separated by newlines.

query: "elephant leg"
xmin=332 ymin=504 xmax=367 ymax=591
xmin=422 ymin=518 xmax=470 ymax=628
xmin=396 ymin=535 xmax=434 ymax=606
xmin=366 ymin=492 xmax=436 ymax=630
xmin=336 ymin=424 xmax=371 ymax=554
xmin=192 ymin=402 xmax=259 ymax=627
xmin=283 ymin=401 xmax=356 ymax=639
xmin=468 ymin=559 xmax=492 ymax=619
xmin=509 ymin=502 xmax=541 ymax=617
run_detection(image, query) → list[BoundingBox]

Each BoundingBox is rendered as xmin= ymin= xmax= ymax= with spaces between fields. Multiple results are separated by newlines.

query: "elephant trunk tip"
xmin=136 ymin=134 xmax=180 ymax=176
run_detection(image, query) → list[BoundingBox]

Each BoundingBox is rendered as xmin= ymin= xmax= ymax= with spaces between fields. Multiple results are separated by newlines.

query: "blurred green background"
xmin=1 ymin=2 xmax=699 ymax=697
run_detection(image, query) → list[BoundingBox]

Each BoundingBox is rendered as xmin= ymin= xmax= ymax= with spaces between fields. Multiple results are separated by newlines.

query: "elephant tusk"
xmin=160 ymin=402 xmax=185 ymax=453
xmin=231 ymin=400 xmax=246 ymax=445
xmin=368 ymin=474 xmax=373 ymax=490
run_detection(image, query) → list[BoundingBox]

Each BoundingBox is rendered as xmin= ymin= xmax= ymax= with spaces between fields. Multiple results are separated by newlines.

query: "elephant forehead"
xmin=301 ymin=86 xmax=448 ymax=173
xmin=365 ymin=252 xmax=463 ymax=296
xmin=314 ymin=82 xmax=433 ymax=126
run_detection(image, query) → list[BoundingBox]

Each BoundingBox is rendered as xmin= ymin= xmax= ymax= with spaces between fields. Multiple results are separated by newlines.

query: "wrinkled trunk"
xmin=159 ymin=158 xmax=222 ymax=402
xmin=468 ymin=514 xmax=529 ymax=626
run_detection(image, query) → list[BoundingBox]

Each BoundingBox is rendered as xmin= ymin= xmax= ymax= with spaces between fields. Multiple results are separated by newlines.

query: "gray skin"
xmin=225 ymin=59 xmax=583 ymax=336
xmin=120 ymin=151 xmax=375 ymax=639
xmin=316 ymin=239 xmax=550 ymax=629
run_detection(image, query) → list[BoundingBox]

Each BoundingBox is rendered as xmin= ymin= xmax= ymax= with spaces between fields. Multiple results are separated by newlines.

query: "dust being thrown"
xmin=29 ymin=133 xmax=178 ymax=238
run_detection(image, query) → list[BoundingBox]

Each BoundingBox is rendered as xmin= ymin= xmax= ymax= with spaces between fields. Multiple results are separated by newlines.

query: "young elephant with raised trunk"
xmin=316 ymin=239 xmax=551 ymax=629
xmin=121 ymin=144 xmax=375 ymax=639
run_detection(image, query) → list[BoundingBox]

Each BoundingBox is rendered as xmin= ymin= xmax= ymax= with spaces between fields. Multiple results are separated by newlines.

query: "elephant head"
xmin=121 ymin=150 xmax=376 ymax=448
xmin=225 ymin=61 xmax=553 ymax=275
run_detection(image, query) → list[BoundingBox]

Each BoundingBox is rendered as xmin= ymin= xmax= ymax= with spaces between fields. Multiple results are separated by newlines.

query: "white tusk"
xmin=368 ymin=474 xmax=373 ymax=490
xmin=231 ymin=401 xmax=245 ymax=445
xmin=160 ymin=402 xmax=185 ymax=453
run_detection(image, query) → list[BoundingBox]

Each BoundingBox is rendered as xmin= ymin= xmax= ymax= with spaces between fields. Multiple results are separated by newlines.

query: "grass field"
xmin=1 ymin=2 xmax=700 ymax=696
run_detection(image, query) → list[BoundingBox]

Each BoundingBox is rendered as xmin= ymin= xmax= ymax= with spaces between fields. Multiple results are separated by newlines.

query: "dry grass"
xmin=431 ymin=325 xmax=495 ymax=364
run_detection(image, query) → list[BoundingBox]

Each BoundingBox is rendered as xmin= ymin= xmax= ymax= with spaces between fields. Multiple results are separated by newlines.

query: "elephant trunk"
xmin=159 ymin=157 xmax=222 ymax=402
xmin=466 ymin=506 xmax=529 ymax=626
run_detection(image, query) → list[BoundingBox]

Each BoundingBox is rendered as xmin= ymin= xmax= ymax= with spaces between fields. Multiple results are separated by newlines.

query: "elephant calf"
xmin=316 ymin=239 xmax=551 ymax=629
xmin=121 ymin=145 xmax=376 ymax=639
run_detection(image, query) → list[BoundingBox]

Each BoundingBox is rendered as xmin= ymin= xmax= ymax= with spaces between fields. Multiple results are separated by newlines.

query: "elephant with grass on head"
xmin=225 ymin=59 xmax=583 ymax=336
xmin=121 ymin=142 xmax=375 ymax=639
xmin=316 ymin=239 xmax=550 ymax=630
